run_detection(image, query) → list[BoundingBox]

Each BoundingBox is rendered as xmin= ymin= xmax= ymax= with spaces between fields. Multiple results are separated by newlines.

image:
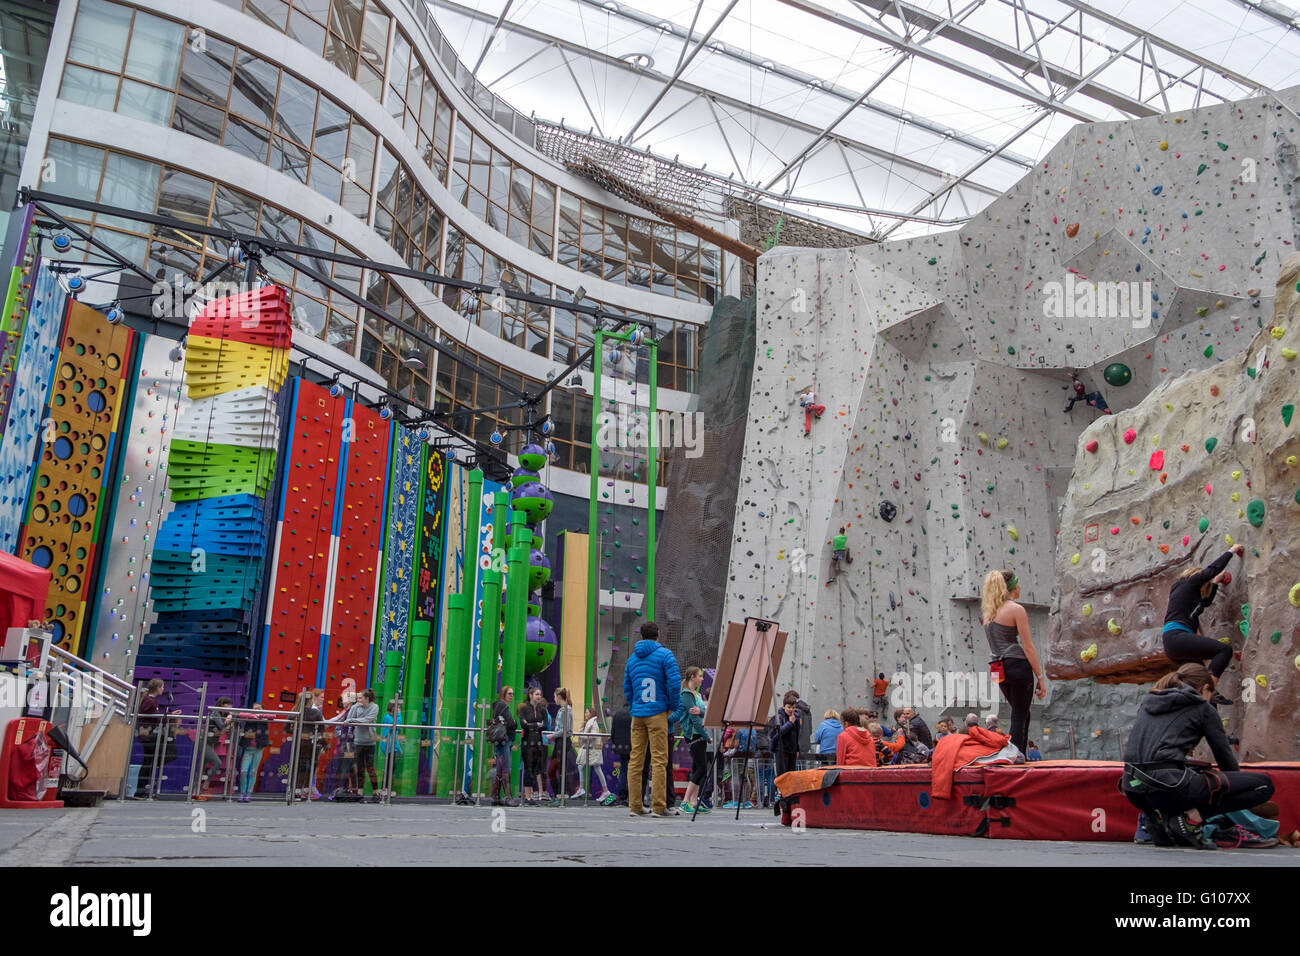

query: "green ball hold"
xmin=1103 ymin=363 xmax=1132 ymax=387
xmin=1204 ymin=345 xmax=1214 ymax=358
xmin=1162 ymin=520 xmax=1171 ymax=529
xmin=1206 ymin=437 xmax=1218 ymax=453
xmin=1295 ymin=487 xmax=1300 ymax=505
xmin=1007 ymin=346 xmax=1016 ymax=355
xmin=1246 ymin=499 xmax=1266 ymax=527
xmin=1270 ymin=631 xmax=1282 ymax=645
xmin=1198 ymin=517 xmax=1210 ymax=533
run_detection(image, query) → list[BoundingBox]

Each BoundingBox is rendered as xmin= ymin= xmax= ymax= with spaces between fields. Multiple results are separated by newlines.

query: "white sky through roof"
xmin=430 ymin=0 xmax=1300 ymax=239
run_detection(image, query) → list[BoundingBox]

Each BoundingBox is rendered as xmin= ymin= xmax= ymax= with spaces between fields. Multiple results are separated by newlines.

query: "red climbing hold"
xmin=1149 ymin=450 xmax=1164 ymax=470
xmin=1123 ymin=428 xmax=1137 ymax=444
xmin=1085 ymin=440 xmax=1099 ymax=453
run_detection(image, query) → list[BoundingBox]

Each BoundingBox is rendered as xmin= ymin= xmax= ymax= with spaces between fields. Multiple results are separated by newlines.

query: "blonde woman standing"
xmin=980 ymin=570 xmax=1046 ymax=755
xmin=577 ymin=707 xmax=616 ymax=805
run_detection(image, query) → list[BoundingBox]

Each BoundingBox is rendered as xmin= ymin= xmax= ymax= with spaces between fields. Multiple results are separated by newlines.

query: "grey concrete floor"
xmin=1 ymin=800 xmax=1297 ymax=866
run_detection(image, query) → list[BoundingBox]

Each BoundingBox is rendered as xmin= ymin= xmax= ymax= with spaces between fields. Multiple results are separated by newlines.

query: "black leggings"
xmin=1163 ymin=629 xmax=1233 ymax=678
xmin=688 ymin=737 xmax=708 ymax=786
xmin=1123 ymin=766 xmax=1274 ymax=819
xmin=999 ymin=657 xmax=1034 ymax=755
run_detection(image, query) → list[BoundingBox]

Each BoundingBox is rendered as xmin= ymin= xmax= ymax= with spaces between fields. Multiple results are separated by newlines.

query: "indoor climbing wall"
xmin=139 ymin=286 xmax=291 ymax=699
xmin=1049 ymin=253 xmax=1300 ymax=760
xmin=259 ymin=378 xmax=344 ymax=707
xmin=326 ymin=398 xmax=390 ymax=696
xmin=18 ymin=301 xmax=135 ymax=654
xmin=258 ymin=379 xmax=390 ymax=709
xmin=85 ymin=335 xmax=189 ymax=678
xmin=0 ymin=263 xmax=67 ymax=553
xmin=726 ymin=87 xmax=1300 ymax=753
xmin=373 ymin=422 xmax=420 ymax=686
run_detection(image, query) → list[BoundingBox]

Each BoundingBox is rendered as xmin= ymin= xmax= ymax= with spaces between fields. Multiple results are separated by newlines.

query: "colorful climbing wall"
xmin=259 ymin=378 xmax=344 ymax=706
xmin=138 ymin=285 xmax=291 ymax=686
xmin=434 ymin=461 xmax=468 ymax=707
xmin=0 ymin=206 xmax=37 ymax=443
xmin=258 ymin=380 xmax=389 ymax=709
xmin=85 ymin=335 xmax=189 ymax=677
xmin=0 ymin=263 xmax=67 ymax=553
xmin=412 ymin=444 xmax=446 ymax=634
xmin=17 ymin=301 xmax=136 ymax=654
xmin=373 ymin=423 xmax=420 ymax=685
xmin=325 ymin=398 xmax=390 ymax=695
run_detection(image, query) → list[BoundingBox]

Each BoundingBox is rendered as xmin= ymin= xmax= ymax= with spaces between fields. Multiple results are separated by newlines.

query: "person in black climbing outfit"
xmin=829 ymin=527 xmax=852 ymax=580
xmin=797 ymin=386 xmax=825 ymax=436
xmin=1163 ymin=544 xmax=1241 ymax=692
xmin=980 ymin=569 xmax=1046 ymax=756
xmin=1121 ymin=662 xmax=1274 ymax=849
xmin=1064 ymin=371 xmax=1112 ymax=415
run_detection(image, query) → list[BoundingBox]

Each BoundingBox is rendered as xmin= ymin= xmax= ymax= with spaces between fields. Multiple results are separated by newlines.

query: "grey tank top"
xmin=985 ymin=620 xmax=1026 ymax=660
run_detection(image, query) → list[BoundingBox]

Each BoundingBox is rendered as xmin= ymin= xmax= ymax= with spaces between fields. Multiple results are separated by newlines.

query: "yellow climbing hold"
xmin=1283 ymin=347 xmax=1298 ymax=360
xmin=1082 ymin=603 xmax=1093 ymax=616
xmin=1007 ymin=526 xmax=1019 ymax=541
xmin=996 ymin=437 xmax=1009 ymax=449
xmin=1289 ymin=456 xmax=1299 ymax=468
xmin=1081 ymin=643 xmax=1098 ymax=663
xmin=1159 ymin=140 xmax=1169 ymax=150
xmin=1164 ymin=403 xmax=1174 ymax=412
xmin=1256 ymin=674 xmax=1268 ymax=688
xmin=1294 ymin=654 xmax=1300 ymax=671
xmin=1290 ymin=582 xmax=1300 ymax=607
xmin=1084 ymin=482 xmax=1091 ymax=490
xmin=978 ymin=432 xmax=990 ymax=445
xmin=1231 ymin=492 xmax=1240 ymax=502
xmin=1107 ymin=618 xmax=1123 ymax=636
xmin=1271 ymin=326 xmax=1286 ymax=339
xmin=1070 ymin=553 xmax=1081 ymax=565
xmin=1231 ymin=470 xmax=1241 ymax=480
xmin=1225 ymin=533 xmax=1235 ymax=546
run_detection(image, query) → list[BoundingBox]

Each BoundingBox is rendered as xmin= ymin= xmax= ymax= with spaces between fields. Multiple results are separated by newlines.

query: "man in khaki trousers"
xmin=622 ymin=621 xmax=681 ymax=817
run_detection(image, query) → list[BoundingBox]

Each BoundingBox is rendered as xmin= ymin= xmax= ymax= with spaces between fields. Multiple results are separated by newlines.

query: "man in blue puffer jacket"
xmin=622 ymin=621 xmax=681 ymax=817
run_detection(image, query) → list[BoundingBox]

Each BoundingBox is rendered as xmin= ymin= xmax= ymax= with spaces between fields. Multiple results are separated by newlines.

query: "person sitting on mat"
xmin=1163 ymin=545 xmax=1242 ymax=697
xmin=1121 ymin=663 xmax=1273 ymax=849
xmin=867 ymin=721 xmax=905 ymax=766
xmin=833 ymin=708 xmax=876 ymax=767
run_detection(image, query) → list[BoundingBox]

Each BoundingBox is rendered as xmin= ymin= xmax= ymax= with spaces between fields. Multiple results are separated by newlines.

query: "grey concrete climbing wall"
xmin=723 ymin=88 xmax=1300 ymax=755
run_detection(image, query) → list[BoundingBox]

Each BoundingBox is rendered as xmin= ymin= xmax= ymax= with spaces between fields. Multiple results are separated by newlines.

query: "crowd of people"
xmin=127 ymin=550 xmax=1278 ymax=847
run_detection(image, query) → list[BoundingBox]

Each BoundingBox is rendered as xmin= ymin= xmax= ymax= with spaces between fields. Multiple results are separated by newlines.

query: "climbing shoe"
xmin=1213 ymin=825 xmax=1279 ymax=850
xmin=1164 ymin=814 xmax=1216 ymax=850
xmin=1146 ymin=811 xmax=1176 ymax=848
xmin=1133 ymin=813 xmax=1153 ymax=845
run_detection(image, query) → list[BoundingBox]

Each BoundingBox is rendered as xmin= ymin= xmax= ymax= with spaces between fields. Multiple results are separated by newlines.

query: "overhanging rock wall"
xmin=723 ymin=87 xmax=1300 ymax=755
xmin=1049 ymin=254 xmax=1300 ymax=761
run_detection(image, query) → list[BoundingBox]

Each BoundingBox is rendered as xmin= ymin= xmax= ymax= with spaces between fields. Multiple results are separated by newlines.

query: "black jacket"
xmin=773 ymin=707 xmax=800 ymax=755
xmin=1165 ymin=551 xmax=1232 ymax=629
xmin=492 ymin=699 xmax=517 ymax=740
xmin=518 ymin=702 xmax=546 ymax=746
xmin=796 ymin=699 xmax=813 ymax=752
xmin=908 ymin=715 xmax=934 ymax=749
xmin=1122 ymin=684 xmax=1238 ymax=771
xmin=611 ymin=709 xmax=632 ymax=755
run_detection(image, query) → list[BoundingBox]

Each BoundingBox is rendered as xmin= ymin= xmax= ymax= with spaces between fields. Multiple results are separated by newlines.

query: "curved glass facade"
xmin=34 ymin=0 xmax=723 ymax=489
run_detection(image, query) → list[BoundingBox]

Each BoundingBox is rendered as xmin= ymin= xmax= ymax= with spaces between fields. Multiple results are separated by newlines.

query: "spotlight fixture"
xmin=571 ymin=286 xmax=587 ymax=304
xmin=564 ymin=373 xmax=585 ymax=395
xmin=402 ymin=351 xmax=426 ymax=370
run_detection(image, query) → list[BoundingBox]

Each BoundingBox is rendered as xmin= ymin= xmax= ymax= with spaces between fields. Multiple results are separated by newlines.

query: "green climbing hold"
xmin=1196 ymin=163 xmax=1207 ymax=175
xmin=1270 ymin=631 xmax=1282 ymax=645
xmin=1103 ymin=363 xmax=1132 ymax=386
xmin=1247 ymin=367 xmax=1257 ymax=379
xmin=1217 ymin=142 xmax=1229 ymax=150
xmin=1205 ymin=437 xmax=1218 ymax=453
xmin=1284 ymin=404 xmax=1295 ymax=427
xmin=1204 ymin=345 xmax=1214 ymax=358
xmin=1295 ymin=487 xmax=1300 ymax=505
xmin=1163 ymin=520 xmax=1171 ymax=529
xmin=1007 ymin=346 xmax=1016 ymax=355
xmin=987 ymin=484 xmax=995 ymax=493
xmin=1247 ymin=499 xmax=1265 ymax=527
xmin=928 ymin=257 xmax=937 ymax=265
xmin=1239 ymin=605 xmax=1250 ymax=637
xmin=1198 ymin=517 xmax=1210 ymax=532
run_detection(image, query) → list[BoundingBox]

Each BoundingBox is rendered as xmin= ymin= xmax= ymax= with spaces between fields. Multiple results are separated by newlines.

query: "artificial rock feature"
xmin=724 ymin=86 xmax=1300 ymax=752
xmin=1048 ymin=254 xmax=1300 ymax=761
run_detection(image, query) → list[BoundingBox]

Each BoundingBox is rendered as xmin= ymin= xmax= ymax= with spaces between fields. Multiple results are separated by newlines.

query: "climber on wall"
xmin=1064 ymin=371 xmax=1112 ymax=415
xmin=797 ymin=386 xmax=825 ymax=436
xmin=829 ymin=527 xmax=852 ymax=580
xmin=1162 ymin=544 xmax=1243 ymax=701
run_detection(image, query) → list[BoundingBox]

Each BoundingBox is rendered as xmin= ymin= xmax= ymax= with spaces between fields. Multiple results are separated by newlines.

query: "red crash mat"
xmin=779 ymin=765 xmax=988 ymax=835
xmin=983 ymin=761 xmax=1138 ymax=842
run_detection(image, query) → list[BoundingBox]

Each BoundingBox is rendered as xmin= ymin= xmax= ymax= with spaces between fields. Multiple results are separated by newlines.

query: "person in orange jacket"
xmin=868 ymin=721 xmax=906 ymax=766
xmin=834 ymin=708 xmax=877 ymax=767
